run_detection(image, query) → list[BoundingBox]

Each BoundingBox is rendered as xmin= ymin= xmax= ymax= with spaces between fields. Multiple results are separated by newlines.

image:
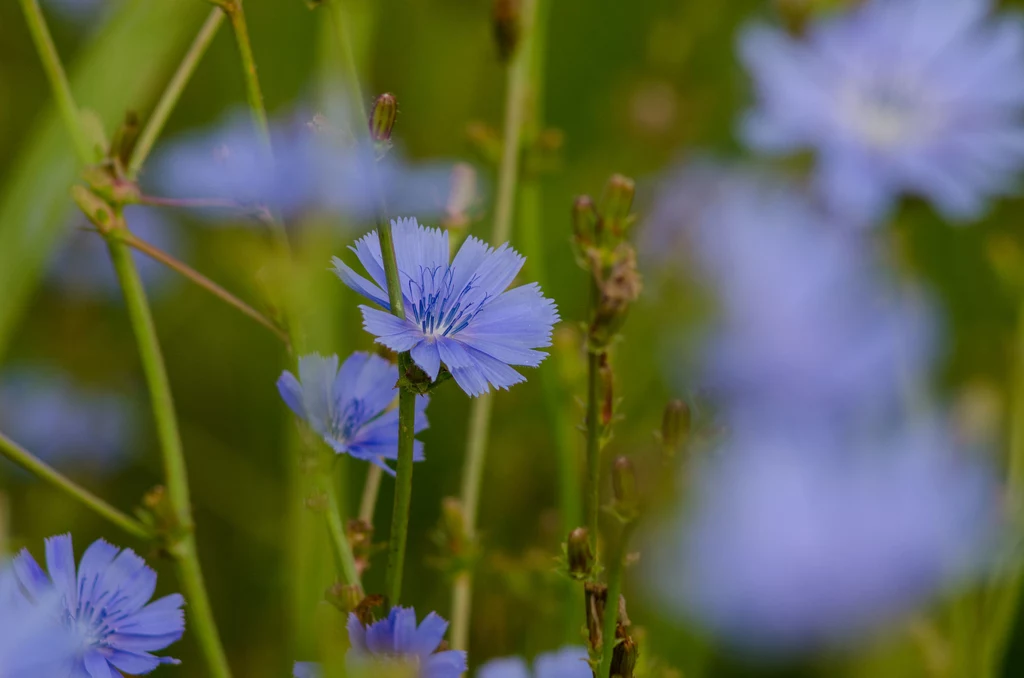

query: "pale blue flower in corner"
xmin=648 ymin=422 xmax=999 ymax=652
xmin=740 ymin=0 xmax=1024 ymax=223
xmin=0 ymin=565 xmax=76 ymax=677
xmin=477 ymin=646 xmax=590 ymax=678
xmin=333 ymin=218 xmax=559 ymax=397
xmin=277 ymin=351 xmax=429 ymax=474
xmin=11 ymin=534 xmax=185 ymax=675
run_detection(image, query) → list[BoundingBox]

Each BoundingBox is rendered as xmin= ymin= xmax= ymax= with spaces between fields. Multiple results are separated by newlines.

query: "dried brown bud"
xmin=598 ymin=174 xmax=636 ymax=239
xmin=370 ymin=92 xmax=398 ymax=143
xmin=567 ymin=527 xmax=594 ymax=579
xmin=493 ymin=0 xmax=521 ymax=61
xmin=590 ymin=246 xmax=643 ymax=347
xmin=585 ymin=582 xmax=608 ymax=650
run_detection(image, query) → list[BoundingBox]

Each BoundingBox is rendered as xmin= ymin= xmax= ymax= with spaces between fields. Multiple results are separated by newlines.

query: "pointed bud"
xmin=611 ymin=620 xmax=639 ymax=677
xmin=573 ymin=195 xmax=598 ymax=248
xmin=611 ymin=456 xmax=639 ymax=521
xmin=584 ymin=582 xmax=608 ymax=650
xmin=661 ymin=399 xmax=691 ymax=457
xmin=598 ymin=174 xmax=635 ymax=238
xmin=493 ymin=0 xmax=521 ymax=61
xmin=326 ymin=582 xmax=365 ymax=613
xmin=370 ymin=92 xmax=398 ymax=143
xmin=567 ymin=527 xmax=594 ymax=580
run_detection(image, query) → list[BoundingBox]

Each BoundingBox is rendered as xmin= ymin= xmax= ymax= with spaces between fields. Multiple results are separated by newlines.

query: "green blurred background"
xmin=2 ymin=1 xmax=1024 ymax=676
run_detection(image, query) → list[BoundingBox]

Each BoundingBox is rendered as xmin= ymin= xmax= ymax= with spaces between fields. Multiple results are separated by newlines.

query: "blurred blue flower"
xmin=149 ymin=110 xmax=463 ymax=223
xmin=11 ymin=534 xmax=185 ymax=675
xmin=477 ymin=647 xmax=589 ymax=678
xmin=649 ymin=422 xmax=998 ymax=651
xmin=684 ymin=178 xmax=934 ymax=420
xmin=48 ymin=205 xmax=185 ymax=301
xmin=0 ymin=565 xmax=76 ymax=676
xmin=293 ymin=662 xmax=321 ymax=678
xmin=740 ymin=0 xmax=1024 ymax=223
xmin=347 ymin=607 xmax=467 ymax=678
xmin=334 ymin=218 xmax=559 ymax=397
xmin=0 ymin=366 xmax=136 ymax=470
xmin=277 ymin=352 xmax=429 ymax=474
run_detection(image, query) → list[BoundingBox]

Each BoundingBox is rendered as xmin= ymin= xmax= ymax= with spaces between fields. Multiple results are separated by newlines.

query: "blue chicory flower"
xmin=477 ymin=646 xmax=590 ymax=678
xmin=293 ymin=662 xmax=321 ymax=678
xmin=0 ymin=366 xmax=137 ymax=471
xmin=346 ymin=607 xmax=467 ymax=678
xmin=11 ymin=534 xmax=185 ymax=675
xmin=333 ymin=218 xmax=559 ymax=397
xmin=149 ymin=110 xmax=462 ymax=223
xmin=277 ymin=352 xmax=429 ymax=474
xmin=649 ymin=422 xmax=998 ymax=652
xmin=740 ymin=0 xmax=1024 ymax=223
xmin=0 ymin=565 xmax=77 ymax=677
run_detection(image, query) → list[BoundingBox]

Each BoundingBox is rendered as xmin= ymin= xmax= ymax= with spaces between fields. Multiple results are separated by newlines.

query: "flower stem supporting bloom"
xmin=219 ymin=1 xmax=270 ymax=147
xmin=324 ymin=469 xmax=363 ymax=590
xmin=585 ymin=350 xmax=604 ymax=552
xmin=127 ymin=8 xmax=224 ymax=179
xmin=384 ymin=381 xmax=418 ymax=605
xmin=106 ymin=232 xmax=234 ymax=678
xmin=0 ymin=431 xmax=153 ymax=540
xmin=598 ymin=523 xmax=635 ymax=678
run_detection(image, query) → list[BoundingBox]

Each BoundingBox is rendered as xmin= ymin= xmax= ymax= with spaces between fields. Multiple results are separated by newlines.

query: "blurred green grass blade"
xmin=0 ymin=0 xmax=208 ymax=360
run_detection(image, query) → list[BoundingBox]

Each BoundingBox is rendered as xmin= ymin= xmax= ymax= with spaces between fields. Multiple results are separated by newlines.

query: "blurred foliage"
xmin=2 ymin=0 xmax=1024 ymax=677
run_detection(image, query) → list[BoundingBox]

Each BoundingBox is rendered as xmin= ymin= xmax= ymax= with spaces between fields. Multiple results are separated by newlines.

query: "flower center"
xmin=840 ymin=76 xmax=934 ymax=150
xmin=406 ymin=266 xmax=489 ymax=338
xmin=331 ymin=399 xmax=367 ymax=443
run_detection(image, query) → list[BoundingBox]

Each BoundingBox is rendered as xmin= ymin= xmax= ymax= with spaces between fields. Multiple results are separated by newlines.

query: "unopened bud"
xmin=584 ymin=582 xmax=608 ymax=650
xmin=598 ymin=174 xmax=636 ymax=238
xmin=370 ymin=93 xmax=398 ymax=143
xmin=661 ymin=399 xmax=691 ymax=455
xmin=573 ymin=195 xmax=598 ymax=248
xmin=611 ymin=626 xmax=639 ymax=678
xmin=493 ymin=0 xmax=520 ymax=61
xmin=611 ymin=456 xmax=639 ymax=520
xmin=567 ymin=527 xmax=593 ymax=580
xmin=326 ymin=582 xmax=364 ymax=613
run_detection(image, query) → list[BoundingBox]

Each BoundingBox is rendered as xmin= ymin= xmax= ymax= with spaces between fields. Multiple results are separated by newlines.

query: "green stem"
xmin=358 ymin=464 xmax=384 ymax=524
xmin=18 ymin=0 xmax=94 ymax=164
xmin=128 ymin=9 xmax=224 ymax=179
xmin=106 ymin=233 xmax=233 ymax=678
xmin=221 ymin=1 xmax=270 ymax=147
xmin=324 ymin=469 xmax=362 ymax=589
xmin=0 ymin=431 xmax=153 ymax=540
xmin=448 ymin=0 xmax=542 ymax=651
xmin=325 ymin=0 xmax=370 ymax=134
xmin=384 ymin=388 xmax=417 ymax=605
xmin=585 ymin=351 xmax=603 ymax=549
xmin=598 ymin=524 xmax=634 ymax=678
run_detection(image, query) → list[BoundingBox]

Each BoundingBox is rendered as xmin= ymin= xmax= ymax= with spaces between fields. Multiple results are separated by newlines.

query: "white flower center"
xmin=839 ymin=76 xmax=937 ymax=150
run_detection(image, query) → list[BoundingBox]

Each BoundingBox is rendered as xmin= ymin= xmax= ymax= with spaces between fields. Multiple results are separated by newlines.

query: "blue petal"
xmin=45 ymin=534 xmax=78 ymax=612
xmin=347 ymin=613 xmax=367 ymax=653
xmin=11 ymin=549 xmax=50 ymax=601
xmin=338 ymin=352 xmax=398 ymax=420
xmin=423 ymin=649 xmax=468 ymax=678
xmin=361 ymin=307 xmax=425 ymax=352
xmin=103 ymin=548 xmax=156 ymax=615
xmin=77 ymin=539 xmax=120 ymax=611
xmin=83 ymin=650 xmax=113 ymax=678
xmin=436 ymin=339 xmax=490 ymax=397
xmin=534 ymin=647 xmax=590 ymax=678
xmin=411 ymin=341 xmax=442 ymax=381
xmin=332 ymin=256 xmax=390 ymax=309
xmin=478 ymin=657 xmax=530 ymax=678
xmin=277 ymin=371 xmax=307 ymax=421
xmin=294 ymin=661 xmax=323 ymax=678
xmin=409 ymin=611 xmax=448 ymax=656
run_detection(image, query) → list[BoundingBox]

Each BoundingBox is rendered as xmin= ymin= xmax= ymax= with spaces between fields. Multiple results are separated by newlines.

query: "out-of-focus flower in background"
xmin=346 ymin=607 xmax=467 ymax=678
xmin=0 ymin=366 xmax=137 ymax=471
xmin=293 ymin=661 xmax=321 ymax=678
xmin=11 ymin=534 xmax=185 ymax=675
xmin=477 ymin=646 xmax=590 ymax=678
xmin=334 ymin=218 xmax=559 ymax=397
xmin=650 ymin=422 xmax=998 ymax=651
xmin=740 ymin=0 xmax=1024 ymax=223
xmin=277 ymin=352 xmax=429 ymax=474
xmin=148 ymin=110 xmax=466 ymax=225
xmin=0 ymin=564 xmax=75 ymax=676
xmin=47 ymin=205 xmax=185 ymax=301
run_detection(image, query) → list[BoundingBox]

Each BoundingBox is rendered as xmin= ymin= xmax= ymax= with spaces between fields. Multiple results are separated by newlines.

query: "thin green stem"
xmin=585 ymin=351 xmax=603 ymax=549
xmin=106 ymin=233 xmax=233 ymax=678
xmin=128 ymin=9 xmax=224 ymax=179
xmin=449 ymin=0 xmax=542 ymax=652
xmin=0 ymin=431 xmax=153 ymax=540
xmin=325 ymin=0 xmax=369 ymax=134
xmin=221 ymin=1 xmax=270 ymax=147
xmin=384 ymin=388 xmax=417 ymax=605
xmin=324 ymin=470 xmax=363 ymax=589
xmin=18 ymin=0 xmax=94 ymax=164
xmin=598 ymin=524 xmax=634 ymax=678
xmin=358 ymin=464 xmax=384 ymax=524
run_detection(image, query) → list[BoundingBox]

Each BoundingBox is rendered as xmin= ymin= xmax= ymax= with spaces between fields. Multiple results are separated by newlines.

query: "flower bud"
xmin=493 ymin=0 xmax=520 ymax=61
xmin=598 ymin=174 xmax=636 ymax=238
xmin=370 ymin=92 xmax=398 ymax=143
xmin=72 ymin=185 xmax=116 ymax=233
xmin=584 ymin=582 xmax=608 ymax=650
xmin=326 ymin=582 xmax=365 ymax=613
xmin=611 ymin=456 xmax=639 ymax=521
xmin=573 ymin=195 xmax=598 ymax=248
xmin=567 ymin=527 xmax=594 ymax=580
xmin=661 ymin=399 xmax=691 ymax=456
xmin=611 ymin=625 xmax=638 ymax=678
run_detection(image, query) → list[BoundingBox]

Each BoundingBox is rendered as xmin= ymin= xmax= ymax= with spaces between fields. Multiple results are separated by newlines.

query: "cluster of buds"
xmin=136 ymin=485 xmax=189 ymax=557
xmin=584 ymin=585 xmax=639 ymax=678
xmin=346 ymin=519 xmax=378 ymax=577
xmin=573 ymin=175 xmax=643 ymax=350
xmin=610 ymin=596 xmax=639 ymax=678
xmin=71 ymin=111 xmax=146 ymax=233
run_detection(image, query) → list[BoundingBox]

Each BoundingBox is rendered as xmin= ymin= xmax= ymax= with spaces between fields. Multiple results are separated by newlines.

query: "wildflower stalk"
xmin=0 ymin=431 xmax=153 ymax=540
xmin=127 ymin=8 xmax=224 ymax=179
xmin=123 ymin=232 xmax=290 ymax=344
xmin=598 ymin=523 xmax=635 ymax=678
xmin=324 ymin=470 xmax=363 ymax=589
xmin=17 ymin=0 xmax=94 ymax=164
xmin=385 ymin=387 xmax=418 ymax=605
xmin=359 ymin=464 xmax=384 ymax=523
xmin=585 ymin=350 xmax=603 ymax=548
xmin=217 ymin=0 xmax=271 ymax=145
xmin=105 ymin=233 xmax=233 ymax=678
xmin=22 ymin=5 xmax=232 ymax=675
xmin=449 ymin=0 xmax=542 ymax=652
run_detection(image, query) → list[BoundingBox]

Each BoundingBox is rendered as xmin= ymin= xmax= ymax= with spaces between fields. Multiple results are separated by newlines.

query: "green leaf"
xmin=0 ymin=0 xmax=208 ymax=360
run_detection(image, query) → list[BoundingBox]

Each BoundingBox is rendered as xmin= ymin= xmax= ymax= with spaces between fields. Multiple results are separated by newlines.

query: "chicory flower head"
xmin=346 ymin=607 xmax=467 ymax=678
xmin=477 ymin=646 xmax=590 ymax=678
xmin=649 ymin=422 xmax=998 ymax=652
xmin=740 ymin=0 xmax=1024 ymax=223
xmin=334 ymin=218 xmax=559 ymax=397
xmin=0 ymin=565 xmax=76 ymax=677
xmin=278 ymin=352 xmax=429 ymax=474
xmin=11 ymin=534 xmax=185 ymax=675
